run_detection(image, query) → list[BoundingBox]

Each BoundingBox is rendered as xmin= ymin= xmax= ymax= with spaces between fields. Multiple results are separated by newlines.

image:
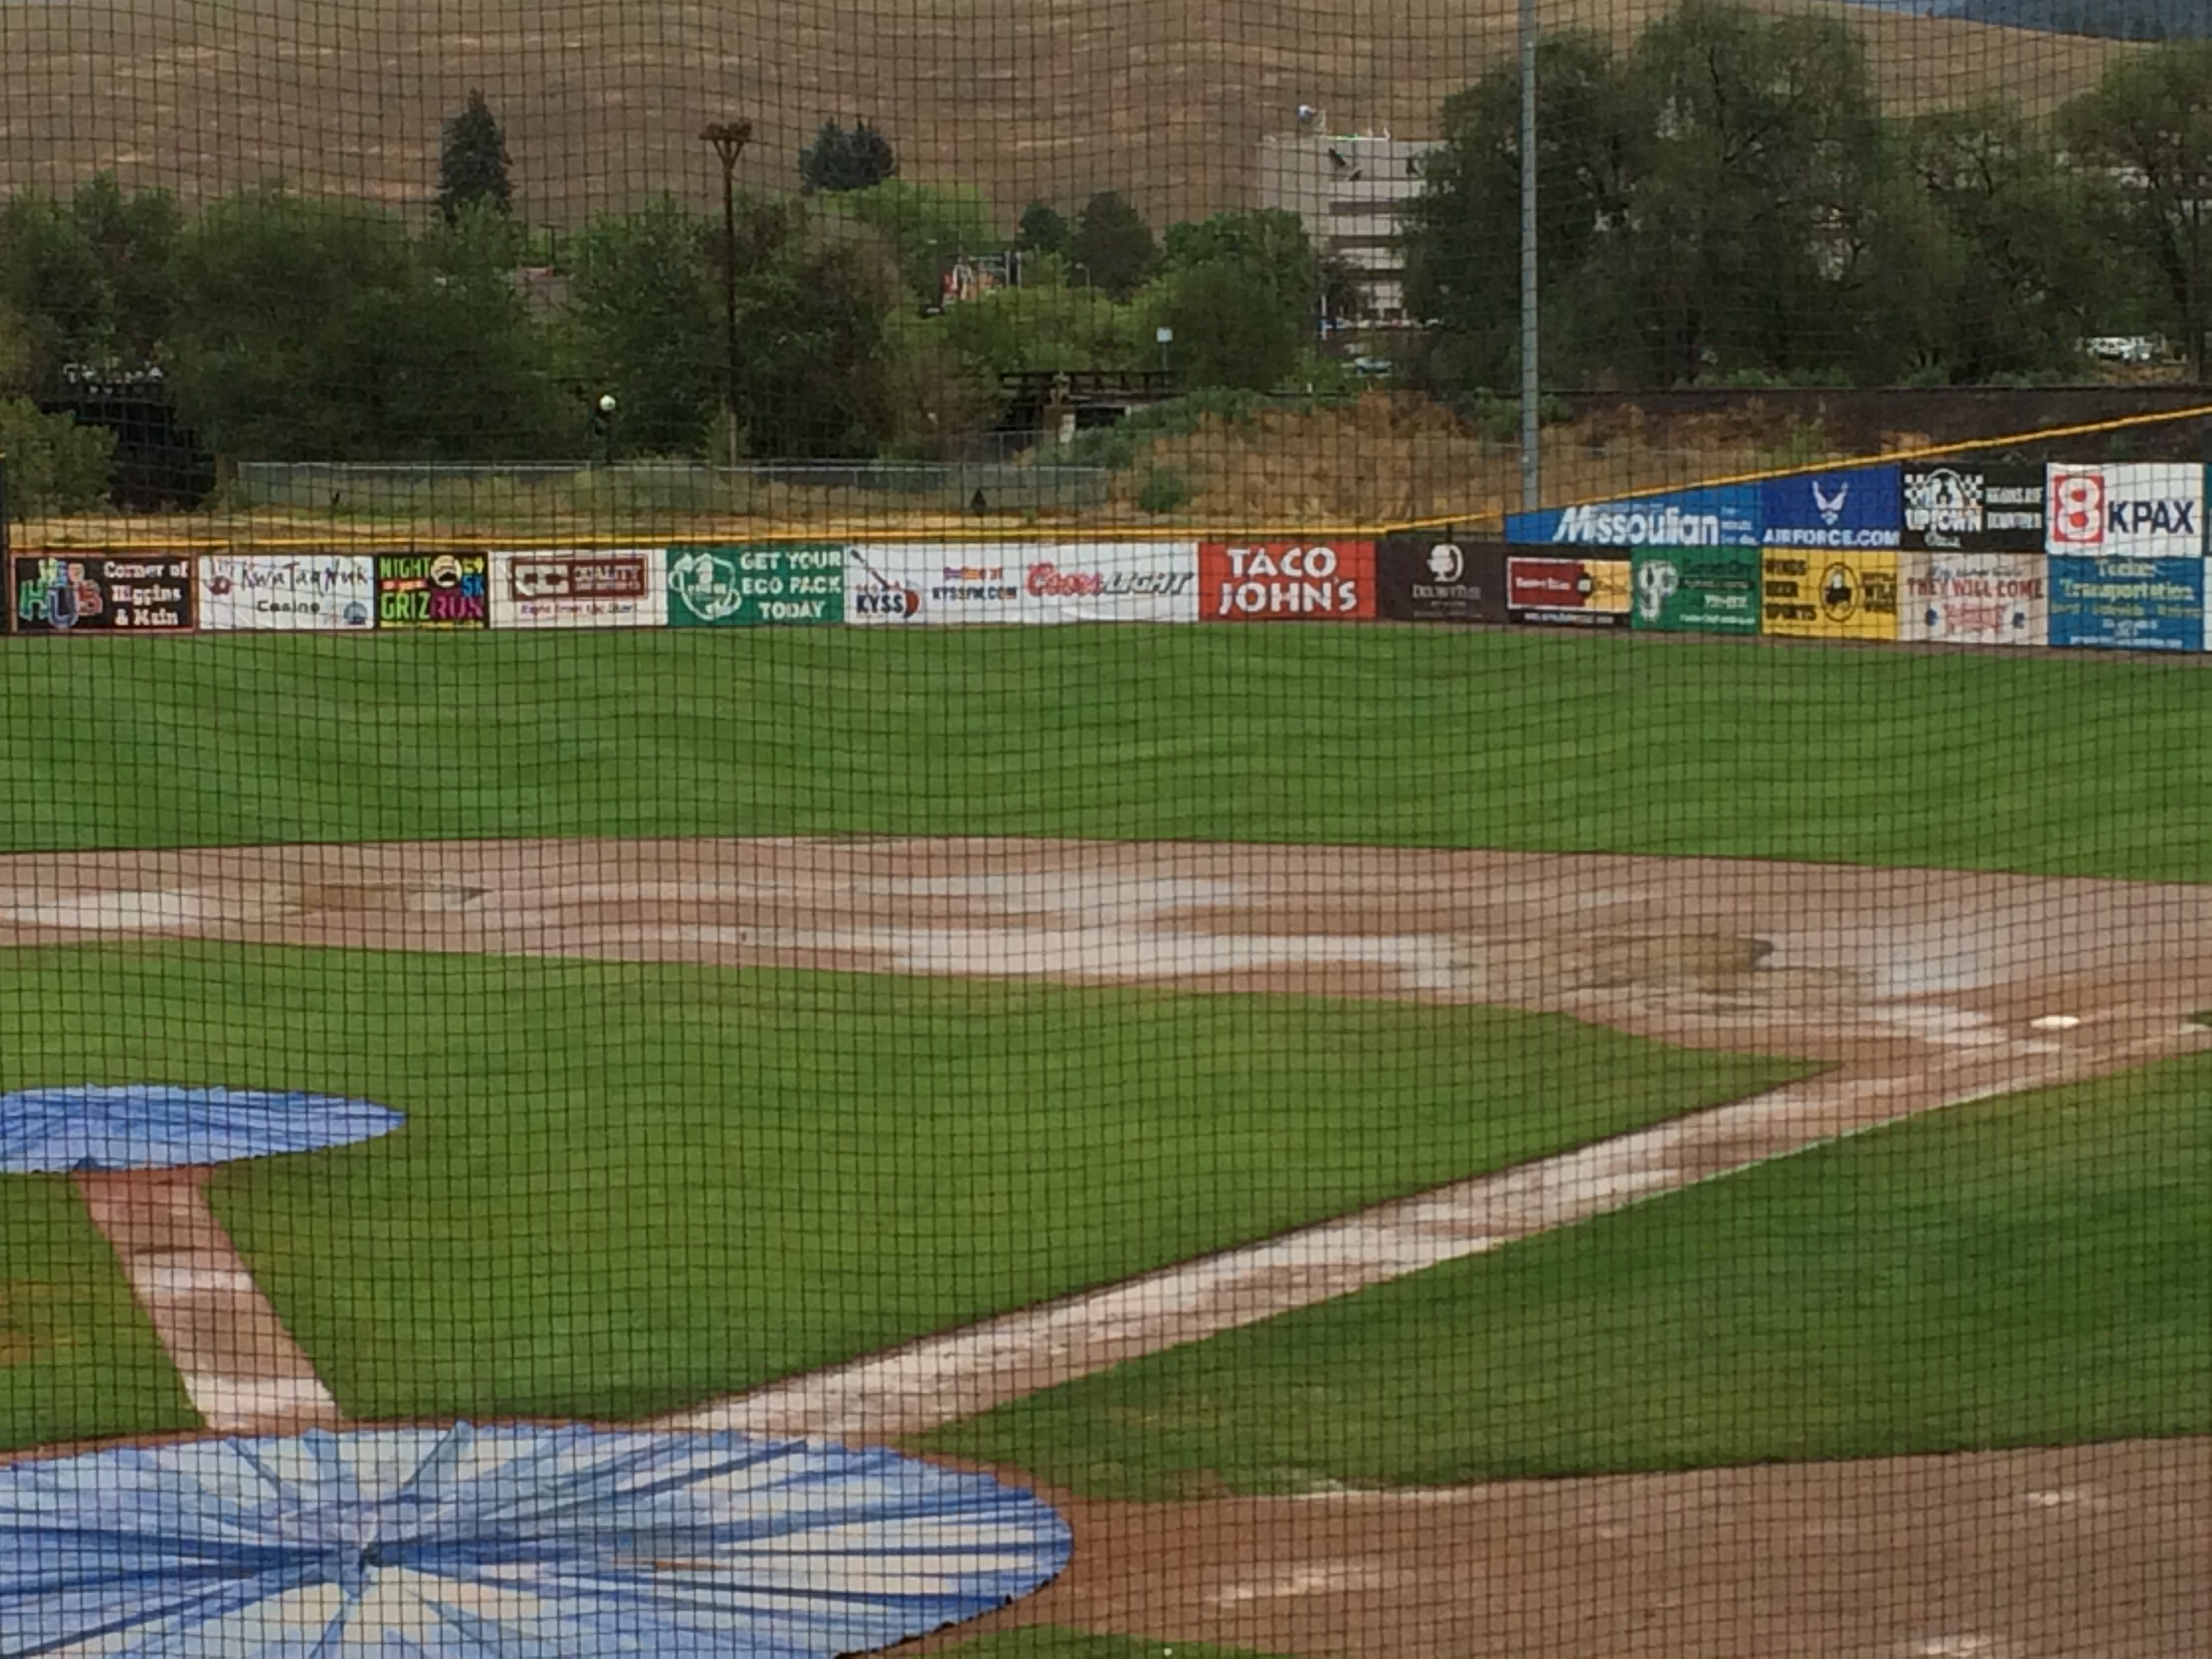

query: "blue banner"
xmin=1507 ymin=484 xmax=1761 ymax=548
xmin=2047 ymin=556 xmax=2206 ymax=653
xmin=1761 ymin=464 xmax=1902 ymax=549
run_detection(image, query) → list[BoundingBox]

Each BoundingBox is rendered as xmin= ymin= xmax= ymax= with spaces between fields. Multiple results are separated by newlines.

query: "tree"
xmin=1015 ymin=201 xmax=1070 ymax=255
xmin=167 ymin=190 xmax=564 ymax=460
xmin=438 ymin=89 xmax=513 ymax=222
xmin=568 ymin=197 xmax=720 ymax=453
xmin=820 ymin=180 xmax=1000 ymax=302
xmin=1400 ymin=31 xmax=1638 ymax=388
xmin=0 ymin=396 xmax=115 ymax=515
xmin=1617 ymin=0 xmax=1893 ymax=384
xmin=1153 ymin=209 xmax=1320 ymax=389
xmin=1906 ymin=103 xmax=2122 ymax=380
xmin=798 ymin=118 xmax=897 ymax=194
xmin=1069 ymin=191 xmax=1155 ymax=299
xmin=2062 ymin=44 xmax=2212 ymax=375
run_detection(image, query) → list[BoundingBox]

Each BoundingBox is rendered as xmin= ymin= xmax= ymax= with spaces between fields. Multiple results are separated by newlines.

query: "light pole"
xmin=700 ymin=120 xmax=753 ymax=472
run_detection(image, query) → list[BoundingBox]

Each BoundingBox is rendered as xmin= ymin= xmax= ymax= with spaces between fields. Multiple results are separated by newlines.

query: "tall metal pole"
xmin=701 ymin=121 xmax=752 ymax=473
xmin=1518 ymin=0 xmax=1540 ymax=513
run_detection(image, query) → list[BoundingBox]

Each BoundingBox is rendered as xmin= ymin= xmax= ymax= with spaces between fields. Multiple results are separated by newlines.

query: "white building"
xmin=1255 ymin=131 xmax=1439 ymax=323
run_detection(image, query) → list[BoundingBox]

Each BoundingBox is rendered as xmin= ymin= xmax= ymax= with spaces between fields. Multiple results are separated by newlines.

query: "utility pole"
xmin=1518 ymin=0 xmax=1540 ymax=513
xmin=700 ymin=120 xmax=754 ymax=472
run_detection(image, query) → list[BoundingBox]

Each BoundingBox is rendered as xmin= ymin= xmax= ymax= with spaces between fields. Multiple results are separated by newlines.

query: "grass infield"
xmin=921 ymin=1050 xmax=2212 ymax=1498
xmin=0 ymin=943 xmax=1801 ymax=1446
xmin=935 ymin=1632 xmax=1284 ymax=1657
xmin=2 ymin=628 xmax=2210 ymax=880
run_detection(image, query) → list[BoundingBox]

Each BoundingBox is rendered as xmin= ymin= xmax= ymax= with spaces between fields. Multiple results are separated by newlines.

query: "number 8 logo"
xmin=2052 ymin=471 xmax=2105 ymax=546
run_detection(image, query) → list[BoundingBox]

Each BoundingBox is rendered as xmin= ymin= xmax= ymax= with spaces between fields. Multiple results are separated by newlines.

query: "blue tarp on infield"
xmin=0 ymin=1422 xmax=1073 ymax=1656
xmin=0 ymin=1084 xmax=404 ymax=1171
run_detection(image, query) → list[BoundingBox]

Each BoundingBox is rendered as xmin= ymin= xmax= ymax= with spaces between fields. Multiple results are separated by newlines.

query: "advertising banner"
xmin=1374 ymin=537 xmax=1507 ymax=623
xmin=667 ymin=544 xmax=844 ymax=627
xmin=2045 ymin=463 xmax=2204 ymax=557
xmin=1200 ymin=540 xmax=1374 ymax=621
xmin=847 ymin=542 xmax=1202 ymax=625
xmin=199 ymin=554 xmax=375 ymax=632
xmin=1630 ymin=547 xmax=1761 ymax=634
xmin=2047 ymin=556 xmax=2206 ymax=652
xmin=1901 ymin=462 xmax=2045 ymax=551
xmin=1760 ymin=550 xmax=1900 ymax=640
xmin=1507 ymin=556 xmax=1632 ymax=627
xmin=375 ymin=552 xmax=490 ymax=630
xmin=10 ymin=554 xmax=193 ymax=633
xmin=1898 ymin=552 xmax=2047 ymax=645
xmin=489 ymin=549 xmax=667 ymax=629
xmin=1507 ymin=483 xmax=1761 ymax=548
xmin=1760 ymin=464 xmax=1902 ymax=549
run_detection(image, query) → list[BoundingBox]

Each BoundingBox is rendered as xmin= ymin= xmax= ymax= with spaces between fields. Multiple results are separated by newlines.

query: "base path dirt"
xmin=5 ymin=836 xmax=2211 ymax=1652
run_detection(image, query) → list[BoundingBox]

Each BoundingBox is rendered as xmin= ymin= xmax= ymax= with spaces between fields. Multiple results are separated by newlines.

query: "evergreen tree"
xmin=438 ymin=89 xmax=513 ymax=222
xmin=798 ymin=119 xmax=898 ymax=194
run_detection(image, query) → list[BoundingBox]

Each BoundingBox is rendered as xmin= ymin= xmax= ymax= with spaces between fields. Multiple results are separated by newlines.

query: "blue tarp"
xmin=0 ymin=1422 xmax=1073 ymax=1656
xmin=0 ymin=1084 xmax=403 ymax=1171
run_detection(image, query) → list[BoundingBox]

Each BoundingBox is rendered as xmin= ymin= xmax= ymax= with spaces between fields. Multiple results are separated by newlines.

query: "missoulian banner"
xmin=1760 ymin=464 xmax=1901 ymax=549
xmin=1506 ymin=484 xmax=1761 ymax=548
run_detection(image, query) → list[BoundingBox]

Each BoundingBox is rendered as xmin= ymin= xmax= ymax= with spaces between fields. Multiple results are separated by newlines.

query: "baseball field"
xmin=3 ymin=625 xmax=2209 ymax=1654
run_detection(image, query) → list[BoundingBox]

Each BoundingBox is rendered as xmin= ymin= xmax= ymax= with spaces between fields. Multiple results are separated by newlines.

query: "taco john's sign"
xmin=1200 ymin=540 xmax=1376 ymax=621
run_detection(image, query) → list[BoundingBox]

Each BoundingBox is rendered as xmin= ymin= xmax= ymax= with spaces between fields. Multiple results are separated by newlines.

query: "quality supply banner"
xmin=491 ymin=550 xmax=667 ymax=629
xmin=1507 ymin=484 xmax=1761 ymax=548
xmin=199 ymin=554 xmax=376 ymax=632
xmin=2045 ymin=464 xmax=2204 ymax=557
xmin=1898 ymin=552 xmax=2047 ymax=645
xmin=1760 ymin=551 xmax=1900 ymax=640
xmin=1630 ymin=548 xmax=1761 ymax=633
xmin=1760 ymin=464 xmax=1901 ymax=549
xmin=847 ymin=542 xmax=1200 ymax=624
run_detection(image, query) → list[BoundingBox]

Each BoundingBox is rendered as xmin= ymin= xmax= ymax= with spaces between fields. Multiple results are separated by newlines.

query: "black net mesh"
xmin=1 ymin=1 xmax=2209 ymax=1654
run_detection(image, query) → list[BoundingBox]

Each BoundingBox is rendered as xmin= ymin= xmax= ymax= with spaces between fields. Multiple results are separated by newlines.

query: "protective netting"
xmin=3 ymin=1 xmax=2211 ymax=1655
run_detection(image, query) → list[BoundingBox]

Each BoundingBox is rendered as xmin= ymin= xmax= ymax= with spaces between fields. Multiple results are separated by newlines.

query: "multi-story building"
xmin=1255 ymin=129 xmax=1439 ymax=324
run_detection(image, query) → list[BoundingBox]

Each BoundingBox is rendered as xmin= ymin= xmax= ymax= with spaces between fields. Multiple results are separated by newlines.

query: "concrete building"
xmin=1255 ymin=131 xmax=1439 ymax=323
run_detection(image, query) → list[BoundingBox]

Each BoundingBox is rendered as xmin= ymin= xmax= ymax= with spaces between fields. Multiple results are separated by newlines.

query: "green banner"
xmin=1631 ymin=547 xmax=1762 ymax=634
xmin=667 ymin=544 xmax=846 ymax=627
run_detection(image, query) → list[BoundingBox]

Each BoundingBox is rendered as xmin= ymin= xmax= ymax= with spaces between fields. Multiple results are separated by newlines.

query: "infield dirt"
xmin=3 ymin=833 xmax=2208 ymax=1654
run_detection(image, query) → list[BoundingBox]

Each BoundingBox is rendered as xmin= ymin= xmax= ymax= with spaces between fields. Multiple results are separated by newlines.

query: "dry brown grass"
xmin=1128 ymin=394 xmax=1853 ymax=527
xmin=0 ymin=0 xmax=2134 ymax=230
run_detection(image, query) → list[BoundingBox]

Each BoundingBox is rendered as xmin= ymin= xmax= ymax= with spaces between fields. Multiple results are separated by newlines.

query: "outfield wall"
xmin=8 ymin=464 xmax=2212 ymax=654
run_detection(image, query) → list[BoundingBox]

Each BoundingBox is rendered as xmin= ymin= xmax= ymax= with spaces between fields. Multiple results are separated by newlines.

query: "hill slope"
xmin=0 ymin=0 xmax=2135 ymax=229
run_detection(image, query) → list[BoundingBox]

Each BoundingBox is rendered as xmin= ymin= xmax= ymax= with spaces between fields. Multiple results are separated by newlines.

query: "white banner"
xmin=2045 ymin=463 xmax=2204 ymax=557
xmin=1898 ymin=552 xmax=2048 ymax=645
xmin=844 ymin=542 xmax=1200 ymax=625
xmin=489 ymin=549 xmax=668 ymax=629
xmin=198 ymin=554 xmax=376 ymax=631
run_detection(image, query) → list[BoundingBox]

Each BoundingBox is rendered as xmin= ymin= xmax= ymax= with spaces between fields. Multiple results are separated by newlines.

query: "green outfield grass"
xmin=0 ymin=943 xmax=1801 ymax=1445
xmin=2 ymin=629 xmax=2209 ymax=880
xmin=0 ymin=1174 xmax=195 ymax=1450
xmin=922 ymin=1050 xmax=2212 ymax=1498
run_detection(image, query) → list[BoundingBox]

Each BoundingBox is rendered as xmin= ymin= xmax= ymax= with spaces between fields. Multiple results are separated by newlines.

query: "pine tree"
xmin=438 ymin=89 xmax=513 ymax=222
xmin=797 ymin=119 xmax=897 ymax=194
